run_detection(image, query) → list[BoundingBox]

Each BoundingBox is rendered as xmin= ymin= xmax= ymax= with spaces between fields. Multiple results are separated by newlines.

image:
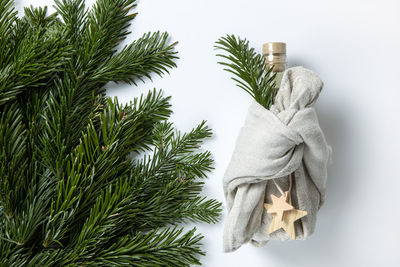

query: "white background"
xmin=15 ymin=0 xmax=400 ymax=266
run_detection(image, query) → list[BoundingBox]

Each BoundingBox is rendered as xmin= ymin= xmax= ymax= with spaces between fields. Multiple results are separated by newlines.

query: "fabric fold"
xmin=223 ymin=66 xmax=331 ymax=252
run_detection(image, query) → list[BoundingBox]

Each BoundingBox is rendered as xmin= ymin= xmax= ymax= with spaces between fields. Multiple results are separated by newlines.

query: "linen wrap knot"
xmin=223 ymin=67 xmax=331 ymax=252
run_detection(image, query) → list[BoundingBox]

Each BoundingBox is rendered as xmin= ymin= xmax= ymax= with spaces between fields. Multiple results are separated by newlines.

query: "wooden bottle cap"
xmin=263 ymin=42 xmax=286 ymax=72
xmin=263 ymin=42 xmax=286 ymax=55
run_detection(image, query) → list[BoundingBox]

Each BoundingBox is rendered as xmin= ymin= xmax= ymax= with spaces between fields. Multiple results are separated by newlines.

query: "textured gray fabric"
xmin=223 ymin=66 xmax=331 ymax=252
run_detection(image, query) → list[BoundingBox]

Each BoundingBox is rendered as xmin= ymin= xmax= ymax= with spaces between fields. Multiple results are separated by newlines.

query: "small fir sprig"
xmin=215 ymin=34 xmax=277 ymax=109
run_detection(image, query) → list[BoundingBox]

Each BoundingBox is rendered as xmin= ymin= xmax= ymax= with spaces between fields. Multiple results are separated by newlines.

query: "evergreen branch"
xmin=70 ymin=90 xmax=172 ymax=222
xmin=125 ymin=182 xmax=221 ymax=227
xmin=92 ymin=31 xmax=178 ymax=85
xmin=82 ymin=0 xmax=137 ymax=69
xmin=122 ymin=121 xmax=220 ymax=229
xmin=42 ymin=120 xmax=104 ymax=248
xmin=180 ymin=196 xmax=222 ymax=224
xmin=3 ymin=189 xmax=47 ymax=247
xmin=0 ymin=103 xmax=28 ymax=216
xmin=136 ymin=121 xmax=213 ymax=187
xmin=215 ymin=34 xmax=278 ymax=109
xmin=70 ymin=181 xmax=130 ymax=256
xmin=0 ymin=0 xmax=17 ymax=67
xmin=1 ymin=169 xmax=55 ymax=252
xmin=85 ymin=227 xmax=204 ymax=266
xmin=100 ymin=89 xmax=172 ymax=155
xmin=54 ymin=0 xmax=87 ymax=44
xmin=21 ymin=5 xmax=58 ymax=30
xmin=115 ymin=180 xmax=203 ymax=231
xmin=0 ymin=241 xmax=27 ymax=266
xmin=0 ymin=0 xmax=16 ymax=34
xmin=42 ymin=90 xmax=170 ymax=247
xmin=0 ymin=7 xmax=70 ymax=105
xmin=38 ymin=75 xmax=102 ymax=170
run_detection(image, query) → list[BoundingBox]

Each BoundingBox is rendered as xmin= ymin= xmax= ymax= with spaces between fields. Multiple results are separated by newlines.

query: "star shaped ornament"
xmin=266 ymin=191 xmax=294 ymax=220
xmin=264 ymin=192 xmax=308 ymax=240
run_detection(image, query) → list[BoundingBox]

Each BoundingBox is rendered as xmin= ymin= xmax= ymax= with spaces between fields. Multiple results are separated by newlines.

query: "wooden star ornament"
xmin=264 ymin=203 xmax=308 ymax=240
xmin=266 ymin=191 xmax=294 ymax=221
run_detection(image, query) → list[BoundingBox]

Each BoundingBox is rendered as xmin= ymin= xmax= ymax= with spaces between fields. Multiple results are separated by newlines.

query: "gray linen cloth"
xmin=223 ymin=66 xmax=331 ymax=252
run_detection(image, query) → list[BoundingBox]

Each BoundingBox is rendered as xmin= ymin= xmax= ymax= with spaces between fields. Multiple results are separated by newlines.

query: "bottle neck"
xmin=273 ymin=70 xmax=285 ymax=90
xmin=265 ymin=58 xmax=286 ymax=90
xmin=262 ymin=42 xmax=286 ymax=90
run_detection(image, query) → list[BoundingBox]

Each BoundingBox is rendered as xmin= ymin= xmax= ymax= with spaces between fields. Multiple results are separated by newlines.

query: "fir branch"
xmin=92 ymin=31 xmax=178 ymax=85
xmin=180 ymin=196 xmax=221 ymax=224
xmin=0 ymin=103 xmax=28 ymax=216
xmin=82 ymin=0 xmax=137 ymax=69
xmin=100 ymin=89 xmax=172 ymax=155
xmin=0 ymin=0 xmax=17 ymax=35
xmin=0 ymin=241 xmax=27 ymax=266
xmin=54 ymin=0 xmax=87 ymax=43
xmin=0 ymin=0 xmax=17 ymax=66
xmin=0 ymin=7 xmax=70 ymax=104
xmin=123 ymin=121 xmax=220 ymax=230
xmin=70 ymin=181 xmax=130 ymax=255
xmin=215 ymin=34 xmax=278 ymax=109
xmin=83 ymin=227 xmax=204 ymax=266
xmin=137 ymin=121 xmax=213 ymax=186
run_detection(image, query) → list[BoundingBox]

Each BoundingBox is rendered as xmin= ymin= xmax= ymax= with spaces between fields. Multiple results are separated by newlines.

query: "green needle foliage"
xmin=215 ymin=34 xmax=277 ymax=109
xmin=0 ymin=0 xmax=221 ymax=266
